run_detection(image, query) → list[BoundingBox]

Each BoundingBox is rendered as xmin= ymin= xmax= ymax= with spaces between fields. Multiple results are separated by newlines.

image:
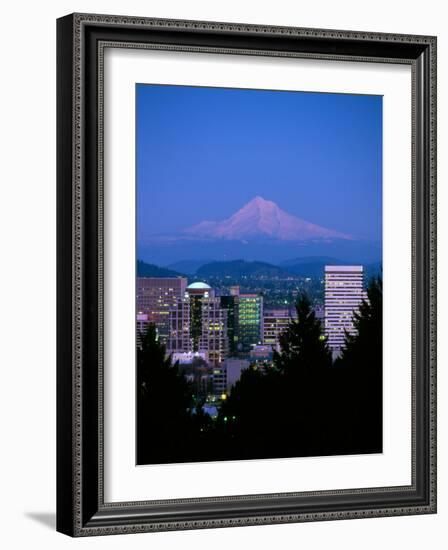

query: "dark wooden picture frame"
xmin=57 ymin=13 xmax=437 ymax=537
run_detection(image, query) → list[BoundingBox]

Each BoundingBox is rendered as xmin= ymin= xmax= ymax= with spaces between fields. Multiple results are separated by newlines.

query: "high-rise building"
xmin=324 ymin=265 xmax=367 ymax=357
xmin=167 ymin=299 xmax=191 ymax=353
xmin=219 ymin=295 xmax=239 ymax=354
xmin=167 ymin=282 xmax=229 ymax=365
xmin=313 ymin=305 xmax=325 ymax=324
xmin=136 ymin=313 xmax=149 ymax=349
xmin=197 ymin=297 xmax=229 ymax=365
xmin=263 ymin=309 xmax=296 ymax=351
xmin=237 ymin=292 xmax=263 ymax=352
xmin=136 ymin=277 xmax=187 ymax=342
xmin=212 ymin=364 xmax=227 ymax=397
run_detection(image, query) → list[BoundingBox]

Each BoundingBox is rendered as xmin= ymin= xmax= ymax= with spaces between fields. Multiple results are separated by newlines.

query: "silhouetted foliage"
xmin=216 ymin=294 xmax=337 ymax=459
xmin=273 ymin=293 xmax=332 ymax=374
xmin=137 ymin=324 xmax=195 ymax=463
xmin=338 ymin=277 xmax=382 ymax=369
xmin=335 ymin=277 xmax=383 ymax=452
xmin=137 ymin=283 xmax=383 ymax=464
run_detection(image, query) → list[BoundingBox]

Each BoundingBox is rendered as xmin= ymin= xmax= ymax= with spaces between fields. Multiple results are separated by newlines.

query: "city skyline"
xmin=136 ymin=263 xmax=367 ymax=371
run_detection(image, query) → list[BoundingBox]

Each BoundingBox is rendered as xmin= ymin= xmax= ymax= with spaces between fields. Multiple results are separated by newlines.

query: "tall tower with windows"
xmin=237 ymin=292 xmax=263 ymax=352
xmin=167 ymin=282 xmax=229 ymax=365
xmin=136 ymin=277 xmax=187 ymax=342
xmin=324 ymin=265 xmax=367 ymax=357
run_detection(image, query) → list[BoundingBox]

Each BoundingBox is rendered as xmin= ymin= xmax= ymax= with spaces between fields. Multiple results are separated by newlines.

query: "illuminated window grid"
xmin=324 ymin=266 xmax=367 ymax=353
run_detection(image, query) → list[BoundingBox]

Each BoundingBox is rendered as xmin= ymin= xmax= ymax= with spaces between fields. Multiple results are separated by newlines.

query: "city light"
xmin=137 ymin=268 xmax=367 ymax=402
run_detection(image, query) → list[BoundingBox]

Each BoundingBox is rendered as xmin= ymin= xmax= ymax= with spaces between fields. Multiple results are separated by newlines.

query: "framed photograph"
xmin=57 ymin=13 xmax=437 ymax=537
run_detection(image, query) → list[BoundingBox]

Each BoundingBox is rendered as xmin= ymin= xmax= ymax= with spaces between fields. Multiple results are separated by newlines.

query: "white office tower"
xmin=324 ymin=265 xmax=367 ymax=357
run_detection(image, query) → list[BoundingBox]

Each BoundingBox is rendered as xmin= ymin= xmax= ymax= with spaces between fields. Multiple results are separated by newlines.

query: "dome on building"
xmin=186 ymin=282 xmax=211 ymax=290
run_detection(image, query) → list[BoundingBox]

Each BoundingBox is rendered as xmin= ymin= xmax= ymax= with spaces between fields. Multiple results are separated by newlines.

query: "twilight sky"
xmin=136 ymin=84 xmax=382 ymax=242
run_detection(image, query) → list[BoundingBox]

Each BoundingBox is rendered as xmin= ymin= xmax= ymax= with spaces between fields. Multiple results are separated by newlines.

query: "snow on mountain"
xmin=183 ymin=196 xmax=353 ymax=241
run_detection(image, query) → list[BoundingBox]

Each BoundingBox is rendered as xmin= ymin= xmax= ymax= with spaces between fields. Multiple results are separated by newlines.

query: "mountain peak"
xmin=247 ymin=196 xmax=275 ymax=208
xmin=183 ymin=197 xmax=353 ymax=242
xmin=239 ymin=196 xmax=277 ymax=216
xmin=252 ymin=195 xmax=270 ymax=204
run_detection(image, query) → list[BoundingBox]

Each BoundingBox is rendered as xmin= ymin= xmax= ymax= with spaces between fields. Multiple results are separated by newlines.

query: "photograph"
xmin=135 ymin=83 xmax=383 ymax=465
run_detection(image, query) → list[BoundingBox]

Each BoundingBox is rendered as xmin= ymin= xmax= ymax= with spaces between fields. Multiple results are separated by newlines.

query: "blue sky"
xmin=136 ymin=84 xmax=382 ymax=242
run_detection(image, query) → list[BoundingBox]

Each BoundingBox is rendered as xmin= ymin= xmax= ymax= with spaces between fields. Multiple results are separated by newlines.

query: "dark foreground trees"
xmin=334 ymin=276 xmax=383 ymax=452
xmin=137 ymin=279 xmax=383 ymax=464
xmin=137 ymin=324 xmax=194 ymax=463
xmin=137 ymin=324 xmax=225 ymax=463
xmin=218 ymin=293 xmax=334 ymax=459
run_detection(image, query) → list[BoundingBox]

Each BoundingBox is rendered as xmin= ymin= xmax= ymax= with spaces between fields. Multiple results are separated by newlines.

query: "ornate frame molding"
xmin=57 ymin=13 xmax=437 ymax=537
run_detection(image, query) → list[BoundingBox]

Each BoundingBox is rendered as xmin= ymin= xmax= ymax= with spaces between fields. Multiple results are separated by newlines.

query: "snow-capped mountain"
xmin=183 ymin=196 xmax=353 ymax=241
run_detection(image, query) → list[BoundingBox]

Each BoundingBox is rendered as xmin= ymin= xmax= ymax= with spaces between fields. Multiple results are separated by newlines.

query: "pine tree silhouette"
xmin=219 ymin=294 xmax=336 ymax=459
xmin=335 ymin=277 xmax=383 ymax=453
xmin=137 ymin=323 xmax=195 ymax=463
xmin=136 ymin=283 xmax=383 ymax=464
xmin=273 ymin=293 xmax=332 ymax=375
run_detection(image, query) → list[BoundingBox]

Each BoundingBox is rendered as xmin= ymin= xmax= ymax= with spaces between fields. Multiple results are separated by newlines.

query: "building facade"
xmin=324 ymin=265 xmax=367 ymax=356
xmin=212 ymin=364 xmax=227 ymax=397
xmin=136 ymin=313 xmax=149 ymax=349
xmin=263 ymin=308 xmax=295 ymax=351
xmin=197 ymin=296 xmax=229 ymax=365
xmin=219 ymin=294 xmax=239 ymax=354
xmin=136 ymin=277 xmax=187 ymax=342
xmin=167 ymin=282 xmax=229 ymax=365
xmin=170 ymin=351 xmax=208 ymax=365
xmin=224 ymin=358 xmax=250 ymax=392
xmin=235 ymin=291 xmax=263 ymax=352
xmin=167 ymin=299 xmax=192 ymax=353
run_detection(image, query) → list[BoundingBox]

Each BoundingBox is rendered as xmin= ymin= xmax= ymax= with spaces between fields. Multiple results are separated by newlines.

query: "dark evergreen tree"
xmin=218 ymin=294 xmax=335 ymax=459
xmin=136 ymin=284 xmax=383 ymax=464
xmin=335 ymin=277 xmax=383 ymax=453
xmin=273 ymin=293 xmax=332 ymax=375
xmin=337 ymin=277 xmax=382 ymax=370
xmin=137 ymin=323 xmax=195 ymax=463
xmin=218 ymin=365 xmax=282 ymax=460
xmin=272 ymin=293 xmax=335 ymax=455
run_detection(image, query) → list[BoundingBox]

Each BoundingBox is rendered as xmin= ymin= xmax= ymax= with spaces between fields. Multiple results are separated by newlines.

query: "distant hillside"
xmin=166 ymin=259 xmax=213 ymax=275
xmin=138 ymin=237 xmax=382 ymax=267
xmin=196 ymin=260 xmax=295 ymax=279
xmin=279 ymin=257 xmax=382 ymax=279
xmin=281 ymin=257 xmax=349 ymax=277
xmin=280 ymin=256 xmax=345 ymax=267
xmin=137 ymin=260 xmax=186 ymax=278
